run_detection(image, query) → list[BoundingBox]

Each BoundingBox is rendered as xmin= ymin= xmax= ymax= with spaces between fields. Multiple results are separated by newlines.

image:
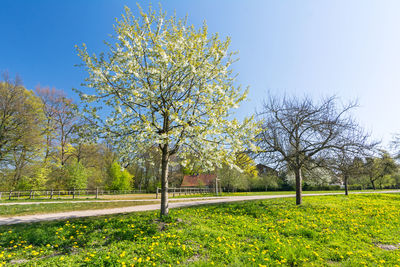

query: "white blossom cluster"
xmin=76 ymin=6 xmax=259 ymax=171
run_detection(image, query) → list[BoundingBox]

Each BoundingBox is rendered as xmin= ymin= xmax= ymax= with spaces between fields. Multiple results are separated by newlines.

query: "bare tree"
xmin=364 ymin=151 xmax=397 ymax=190
xmin=330 ymin=149 xmax=374 ymax=196
xmin=36 ymin=86 xmax=64 ymax=163
xmin=390 ymin=134 xmax=400 ymax=160
xmin=56 ymin=97 xmax=79 ymax=166
xmin=327 ymin=124 xmax=377 ymax=195
xmin=36 ymin=87 xmax=78 ymax=166
xmin=256 ymin=94 xmax=366 ymax=204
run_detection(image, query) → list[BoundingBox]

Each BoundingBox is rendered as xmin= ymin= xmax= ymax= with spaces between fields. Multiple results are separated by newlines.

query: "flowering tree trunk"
xmin=160 ymin=145 xmax=169 ymax=216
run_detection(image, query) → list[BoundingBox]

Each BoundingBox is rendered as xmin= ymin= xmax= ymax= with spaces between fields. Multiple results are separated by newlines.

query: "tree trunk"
xmin=344 ymin=174 xmax=349 ymax=196
xmin=160 ymin=145 xmax=169 ymax=217
xmin=295 ymin=168 xmax=302 ymax=205
xmin=371 ymin=179 xmax=376 ymax=190
xmin=43 ymin=119 xmax=52 ymax=164
xmin=44 ymin=135 xmax=51 ymax=163
xmin=144 ymin=164 xmax=150 ymax=191
xmin=76 ymin=143 xmax=82 ymax=163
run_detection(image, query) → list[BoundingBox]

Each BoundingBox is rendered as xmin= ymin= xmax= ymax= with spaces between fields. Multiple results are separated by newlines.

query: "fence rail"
xmin=0 ymin=187 xmax=219 ymax=200
xmin=156 ymin=187 xmax=216 ymax=199
xmin=0 ymin=188 xmax=149 ymax=200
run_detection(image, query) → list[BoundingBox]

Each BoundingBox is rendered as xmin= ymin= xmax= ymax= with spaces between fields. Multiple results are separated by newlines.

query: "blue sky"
xmin=1 ymin=0 xmax=399 ymax=148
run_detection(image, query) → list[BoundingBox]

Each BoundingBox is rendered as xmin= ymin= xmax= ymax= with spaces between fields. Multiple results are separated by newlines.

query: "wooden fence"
xmin=0 ymin=188 xmax=148 ymax=200
xmin=0 ymin=187 xmax=218 ymax=200
xmin=156 ymin=187 xmax=215 ymax=199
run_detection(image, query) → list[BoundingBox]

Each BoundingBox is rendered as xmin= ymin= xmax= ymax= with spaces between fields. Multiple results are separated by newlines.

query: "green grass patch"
xmin=170 ymin=189 xmax=399 ymax=198
xmin=170 ymin=190 xmax=335 ymax=198
xmin=0 ymin=201 xmax=158 ymax=216
xmin=0 ymin=193 xmax=157 ymax=202
xmin=1 ymin=194 xmax=400 ymax=266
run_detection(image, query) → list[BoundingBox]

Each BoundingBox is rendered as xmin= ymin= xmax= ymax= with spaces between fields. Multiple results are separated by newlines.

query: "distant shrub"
xmin=348 ymin=184 xmax=363 ymax=190
xmin=65 ymin=161 xmax=89 ymax=189
xmin=303 ymin=184 xmax=341 ymax=191
xmin=107 ymin=162 xmax=134 ymax=190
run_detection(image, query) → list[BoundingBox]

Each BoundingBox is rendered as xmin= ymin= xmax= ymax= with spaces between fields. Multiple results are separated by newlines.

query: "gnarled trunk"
xmin=370 ymin=178 xmax=376 ymax=190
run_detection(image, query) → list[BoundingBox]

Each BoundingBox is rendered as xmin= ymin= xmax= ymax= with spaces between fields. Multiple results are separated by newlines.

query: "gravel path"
xmin=0 ymin=197 xmax=222 ymax=206
xmin=0 ymin=190 xmax=399 ymax=226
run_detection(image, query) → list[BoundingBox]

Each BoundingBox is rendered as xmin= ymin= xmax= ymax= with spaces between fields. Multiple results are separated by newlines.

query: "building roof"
xmin=181 ymin=174 xmax=216 ymax=187
xmin=256 ymin=164 xmax=278 ymax=175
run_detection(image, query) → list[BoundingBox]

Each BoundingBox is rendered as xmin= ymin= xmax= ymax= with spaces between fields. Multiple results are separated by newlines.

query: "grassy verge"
xmin=170 ymin=189 xmax=400 ymax=198
xmin=170 ymin=190 xmax=338 ymax=198
xmin=0 ymin=201 xmax=158 ymax=217
xmin=1 ymin=194 xmax=400 ymax=266
xmin=0 ymin=194 xmax=157 ymax=202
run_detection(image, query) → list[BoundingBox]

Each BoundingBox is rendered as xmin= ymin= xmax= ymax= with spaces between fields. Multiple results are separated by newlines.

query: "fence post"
xmin=96 ymin=187 xmax=99 ymax=199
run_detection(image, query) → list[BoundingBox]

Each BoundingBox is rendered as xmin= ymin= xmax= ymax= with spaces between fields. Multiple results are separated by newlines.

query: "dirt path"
xmin=0 ymin=191 xmax=399 ymax=226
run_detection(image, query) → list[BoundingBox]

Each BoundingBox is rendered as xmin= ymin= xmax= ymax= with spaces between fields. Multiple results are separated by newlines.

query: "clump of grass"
xmin=0 ymin=194 xmax=400 ymax=266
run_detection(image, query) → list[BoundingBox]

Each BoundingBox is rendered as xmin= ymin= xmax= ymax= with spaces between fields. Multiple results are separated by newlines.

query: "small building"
xmin=181 ymin=174 xmax=217 ymax=188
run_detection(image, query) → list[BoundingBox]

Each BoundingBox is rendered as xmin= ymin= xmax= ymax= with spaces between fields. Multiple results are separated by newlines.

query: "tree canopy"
xmin=76 ymin=5 xmax=257 ymax=216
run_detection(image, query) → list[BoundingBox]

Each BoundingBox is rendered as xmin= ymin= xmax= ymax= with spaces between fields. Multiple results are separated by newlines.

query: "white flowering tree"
xmin=76 ymin=6 xmax=257 ymax=216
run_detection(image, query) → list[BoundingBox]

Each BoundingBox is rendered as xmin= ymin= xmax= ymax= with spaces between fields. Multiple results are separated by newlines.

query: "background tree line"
xmin=0 ymin=73 xmax=134 ymax=191
xmin=2 ymin=72 xmax=400 ymax=195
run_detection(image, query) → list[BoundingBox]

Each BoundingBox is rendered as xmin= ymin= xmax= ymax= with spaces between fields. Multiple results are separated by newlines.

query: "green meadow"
xmin=1 ymin=194 xmax=400 ymax=266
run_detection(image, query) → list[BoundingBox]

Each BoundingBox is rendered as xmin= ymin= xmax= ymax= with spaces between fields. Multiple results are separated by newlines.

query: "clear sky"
xmin=1 ymin=0 xmax=399 ymax=148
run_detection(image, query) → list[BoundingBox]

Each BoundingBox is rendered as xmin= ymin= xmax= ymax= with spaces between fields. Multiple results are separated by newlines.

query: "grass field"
xmin=1 ymin=194 xmax=400 ymax=266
